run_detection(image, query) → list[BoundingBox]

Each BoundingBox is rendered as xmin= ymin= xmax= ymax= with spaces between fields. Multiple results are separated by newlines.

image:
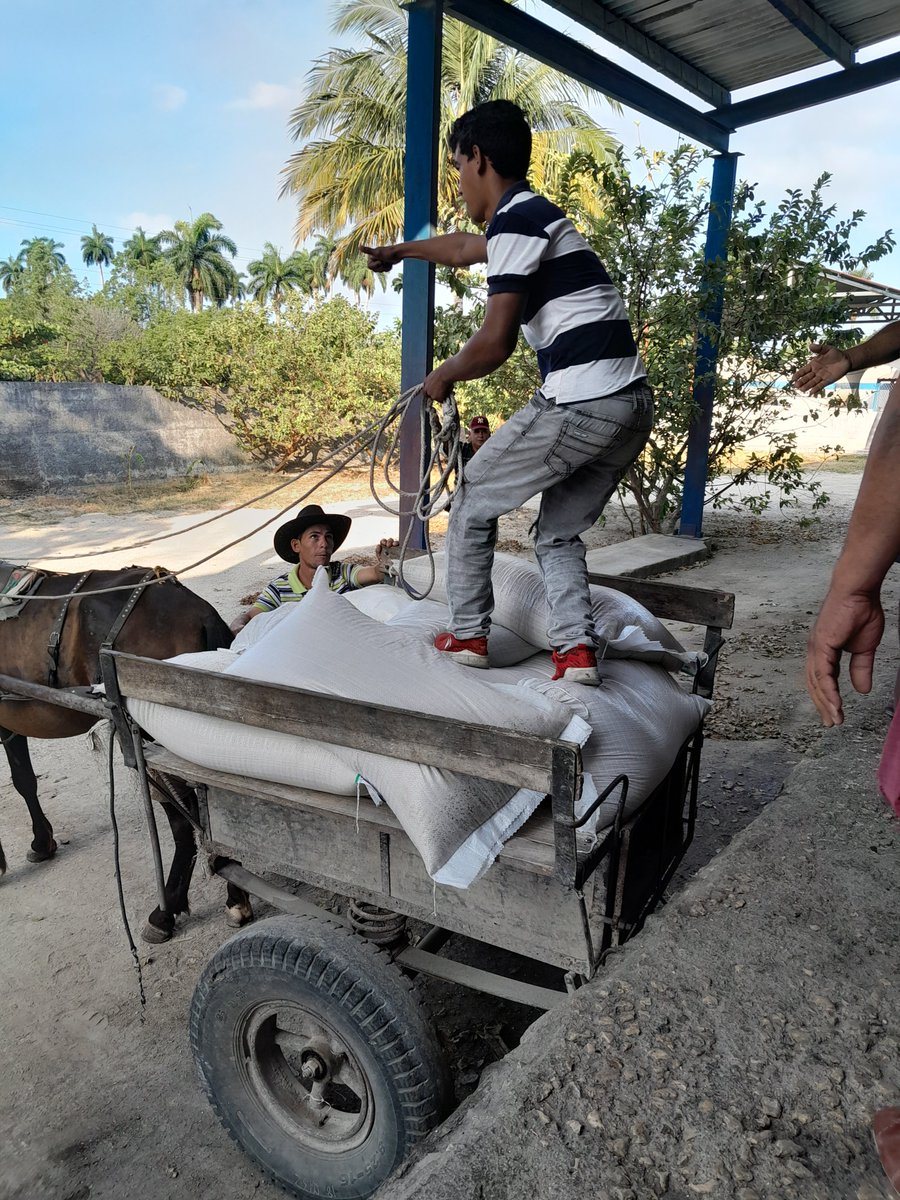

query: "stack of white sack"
xmin=127 ymin=569 xmax=594 ymax=889
xmin=391 ymin=551 xmax=704 ymax=674
xmin=127 ymin=555 xmax=710 ymax=887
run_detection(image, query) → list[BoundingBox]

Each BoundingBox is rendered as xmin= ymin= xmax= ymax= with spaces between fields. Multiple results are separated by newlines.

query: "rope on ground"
xmin=106 ymin=723 xmax=147 ymax=1019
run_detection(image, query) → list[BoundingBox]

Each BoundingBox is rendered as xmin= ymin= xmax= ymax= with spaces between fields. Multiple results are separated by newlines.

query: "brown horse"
xmin=0 ymin=565 xmax=253 ymax=941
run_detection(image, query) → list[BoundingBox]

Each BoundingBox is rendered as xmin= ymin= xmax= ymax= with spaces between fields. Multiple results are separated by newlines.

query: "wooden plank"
xmin=145 ymin=744 xmax=559 ymax=875
xmin=111 ymin=651 xmax=576 ymax=793
xmin=587 ymin=573 xmax=735 ymax=630
xmin=201 ymin=784 xmax=593 ymax=972
xmin=0 ymin=672 xmax=108 ymax=720
xmin=143 ymin=745 xmax=404 ymax=832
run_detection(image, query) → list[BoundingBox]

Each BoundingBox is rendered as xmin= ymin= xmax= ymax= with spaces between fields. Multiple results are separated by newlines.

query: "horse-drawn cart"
xmin=87 ymin=570 xmax=732 ymax=1200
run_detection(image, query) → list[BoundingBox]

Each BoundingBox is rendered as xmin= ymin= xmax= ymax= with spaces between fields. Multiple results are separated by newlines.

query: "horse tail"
xmin=0 ymin=837 xmax=6 ymax=876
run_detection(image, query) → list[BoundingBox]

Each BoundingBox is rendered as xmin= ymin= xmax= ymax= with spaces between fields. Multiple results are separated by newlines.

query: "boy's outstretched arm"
xmin=362 ymin=233 xmax=487 ymax=271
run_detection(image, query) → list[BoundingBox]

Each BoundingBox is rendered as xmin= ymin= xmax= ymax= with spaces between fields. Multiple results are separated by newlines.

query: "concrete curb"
xmin=586 ymin=534 xmax=708 ymax=579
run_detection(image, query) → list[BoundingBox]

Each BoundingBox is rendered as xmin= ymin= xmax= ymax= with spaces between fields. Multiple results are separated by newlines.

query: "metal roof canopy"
xmin=399 ymin=0 xmax=900 ymax=544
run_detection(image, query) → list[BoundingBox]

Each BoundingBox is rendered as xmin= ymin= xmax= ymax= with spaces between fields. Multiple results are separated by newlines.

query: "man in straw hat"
xmin=229 ymin=504 xmax=396 ymax=633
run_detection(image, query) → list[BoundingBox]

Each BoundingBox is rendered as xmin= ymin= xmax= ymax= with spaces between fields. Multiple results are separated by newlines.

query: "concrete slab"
xmin=380 ymin=687 xmax=900 ymax=1200
xmin=586 ymin=532 xmax=708 ymax=578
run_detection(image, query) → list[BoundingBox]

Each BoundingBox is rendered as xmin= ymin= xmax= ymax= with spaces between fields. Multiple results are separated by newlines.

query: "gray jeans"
xmin=446 ymin=382 xmax=654 ymax=651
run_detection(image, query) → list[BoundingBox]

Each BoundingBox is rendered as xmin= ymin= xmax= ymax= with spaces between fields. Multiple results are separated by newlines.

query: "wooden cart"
xmin=92 ymin=571 xmax=734 ymax=1200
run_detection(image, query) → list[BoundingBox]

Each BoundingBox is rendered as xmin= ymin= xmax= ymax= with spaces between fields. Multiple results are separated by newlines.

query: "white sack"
xmin=223 ymin=571 xmax=590 ymax=886
xmin=127 ymin=649 xmax=361 ymax=796
xmin=400 ymin=551 xmax=702 ymax=673
xmin=386 ymin=598 xmax=536 ymax=667
xmin=491 ymin=654 xmax=709 ymax=831
xmin=231 ymin=603 xmax=299 ymax=652
xmin=344 ymin=584 xmax=412 ymax=623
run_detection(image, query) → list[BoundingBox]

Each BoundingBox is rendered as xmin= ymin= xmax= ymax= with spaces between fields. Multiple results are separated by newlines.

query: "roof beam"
xmin=714 ymin=49 xmax=900 ymax=129
xmin=762 ymin=0 xmax=855 ymax=69
xmin=444 ymin=0 xmax=732 ymax=151
xmin=539 ymin=0 xmax=730 ymax=108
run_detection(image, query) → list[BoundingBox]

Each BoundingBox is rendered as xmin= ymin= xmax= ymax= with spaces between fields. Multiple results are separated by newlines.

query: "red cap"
xmin=469 ymin=415 xmax=490 ymax=432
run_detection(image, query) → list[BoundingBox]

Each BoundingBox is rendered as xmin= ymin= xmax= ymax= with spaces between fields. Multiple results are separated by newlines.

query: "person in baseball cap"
xmin=462 ymin=415 xmax=491 ymax=464
xmin=229 ymin=503 xmax=397 ymax=633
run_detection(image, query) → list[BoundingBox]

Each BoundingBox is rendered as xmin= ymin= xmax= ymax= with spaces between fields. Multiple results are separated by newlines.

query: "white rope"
xmin=368 ymin=384 xmax=464 ymax=600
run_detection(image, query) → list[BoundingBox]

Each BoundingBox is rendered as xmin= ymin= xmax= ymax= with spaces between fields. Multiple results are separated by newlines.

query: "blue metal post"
xmin=399 ymin=0 xmax=443 ymax=550
xmin=679 ymin=151 xmax=738 ymax=539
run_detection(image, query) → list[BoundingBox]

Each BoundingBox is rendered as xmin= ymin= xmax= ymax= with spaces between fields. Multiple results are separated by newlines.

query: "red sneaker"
xmin=551 ymin=644 xmax=600 ymax=685
xmin=434 ymin=631 xmax=489 ymax=668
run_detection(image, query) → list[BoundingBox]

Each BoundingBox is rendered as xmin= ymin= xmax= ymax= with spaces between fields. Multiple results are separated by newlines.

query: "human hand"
xmin=792 ymin=343 xmax=851 ymax=394
xmin=375 ymin=537 xmax=398 ymax=563
xmin=423 ymin=366 xmax=454 ymax=405
xmin=360 ymin=244 xmax=401 ymax=273
xmin=806 ymin=587 xmax=885 ymax=726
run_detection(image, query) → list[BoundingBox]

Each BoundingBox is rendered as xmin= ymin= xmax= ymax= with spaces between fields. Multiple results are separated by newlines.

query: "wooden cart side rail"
xmin=104 ymin=650 xmax=582 ymax=800
xmin=587 ymin=572 xmax=735 ymax=630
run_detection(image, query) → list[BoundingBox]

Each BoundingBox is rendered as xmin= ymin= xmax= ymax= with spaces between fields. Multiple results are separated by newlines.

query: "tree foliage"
xmin=436 ymin=146 xmax=895 ymax=531
xmin=282 ymin=0 xmax=618 ymax=263
xmin=159 ymin=212 xmax=240 ymax=311
xmin=81 ymin=224 xmax=114 ymax=286
xmin=102 ymin=296 xmax=401 ymax=468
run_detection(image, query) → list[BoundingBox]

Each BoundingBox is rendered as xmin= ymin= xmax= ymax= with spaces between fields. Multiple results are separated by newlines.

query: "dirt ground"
xmin=0 ymin=469 xmax=892 ymax=1200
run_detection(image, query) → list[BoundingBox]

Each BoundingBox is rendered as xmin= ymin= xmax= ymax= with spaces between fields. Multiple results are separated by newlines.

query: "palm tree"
xmin=81 ymin=225 xmax=114 ymax=287
xmin=246 ymin=242 xmax=316 ymax=308
xmin=122 ymin=226 xmax=162 ymax=268
xmin=281 ymin=0 xmax=619 ymax=263
xmin=338 ymin=252 xmax=385 ymax=307
xmin=158 ymin=212 xmax=239 ymax=311
xmin=0 ymin=252 xmax=25 ymax=294
xmin=309 ymin=235 xmax=337 ymax=298
xmin=20 ymin=237 xmax=66 ymax=270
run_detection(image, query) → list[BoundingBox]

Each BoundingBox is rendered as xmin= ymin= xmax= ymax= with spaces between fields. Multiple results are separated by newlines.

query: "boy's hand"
xmin=361 ymin=245 xmax=401 ymax=272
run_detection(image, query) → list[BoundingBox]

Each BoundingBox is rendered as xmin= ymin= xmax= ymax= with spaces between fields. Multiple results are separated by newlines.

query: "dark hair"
xmin=448 ymin=100 xmax=532 ymax=180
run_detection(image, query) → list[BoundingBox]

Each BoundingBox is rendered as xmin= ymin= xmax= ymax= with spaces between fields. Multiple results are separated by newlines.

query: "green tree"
xmin=246 ymin=242 xmax=315 ymax=309
xmin=19 ymin=237 xmax=66 ymax=271
xmin=104 ymin=296 xmax=401 ymax=467
xmin=337 ymin=251 xmax=385 ymax=307
xmin=0 ymin=304 xmax=55 ymax=380
xmin=159 ymin=212 xmax=239 ymax=311
xmin=0 ymin=253 xmax=24 ymax=295
xmin=81 ymin=224 xmax=114 ymax=287
xmin=122 ymin=226 xmax=162 ymax=268
xmin=281 ymin=0 xmax=618 ymax=262
xmin=560 ymin=146 xmax=895 ymax=531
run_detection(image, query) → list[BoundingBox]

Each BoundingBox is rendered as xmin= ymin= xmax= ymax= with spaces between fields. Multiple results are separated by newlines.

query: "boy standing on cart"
xmin=362 ymin=100 xmax=652 ymax=685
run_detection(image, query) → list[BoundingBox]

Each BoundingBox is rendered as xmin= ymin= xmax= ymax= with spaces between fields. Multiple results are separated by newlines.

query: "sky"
xmin=2 ymin=0 xmax=898 ymax=329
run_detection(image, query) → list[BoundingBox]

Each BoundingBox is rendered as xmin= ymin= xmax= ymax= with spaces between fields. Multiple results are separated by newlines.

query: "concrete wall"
xmin=0 ymin=382 xmax=250 ymax=495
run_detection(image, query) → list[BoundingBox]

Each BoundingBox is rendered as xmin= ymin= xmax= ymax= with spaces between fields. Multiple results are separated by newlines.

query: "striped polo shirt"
xmin=253 ymin=560 xmax=362 ymax=612
xmin=487 ymin=182 xmax=646 ymax=404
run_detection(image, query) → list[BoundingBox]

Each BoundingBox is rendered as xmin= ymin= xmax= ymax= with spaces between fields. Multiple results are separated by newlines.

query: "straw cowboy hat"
xmin=273 ymin=504 xmax=352 ymax=563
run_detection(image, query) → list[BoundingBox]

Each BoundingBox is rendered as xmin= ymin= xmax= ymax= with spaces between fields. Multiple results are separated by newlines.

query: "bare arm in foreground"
xmin=792 ymin=320 xmax=900 ymax=394
xmin=807 ymin=373 xmax=900 ymax=725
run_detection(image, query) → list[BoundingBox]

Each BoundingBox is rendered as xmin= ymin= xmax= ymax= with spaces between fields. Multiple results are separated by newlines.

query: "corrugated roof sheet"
xmin=541 ymin=0 xmax=900 ymax=101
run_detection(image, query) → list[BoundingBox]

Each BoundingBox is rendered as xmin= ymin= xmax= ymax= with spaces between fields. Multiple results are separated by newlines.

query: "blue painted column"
xmin=399 ymin=0 xmax=443 ymax=549
xmin=679 ymin=150 xmax=738 ymax=538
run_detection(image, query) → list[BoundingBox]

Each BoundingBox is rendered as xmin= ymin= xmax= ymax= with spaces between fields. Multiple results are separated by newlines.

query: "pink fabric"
xmin=877 ymin=707 xmax=900 ymax=817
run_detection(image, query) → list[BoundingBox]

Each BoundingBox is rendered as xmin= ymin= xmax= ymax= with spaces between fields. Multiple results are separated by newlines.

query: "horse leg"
xmin=2 ymin=729 xmax=57 ymax=864
xmin=225 ymin=879 xmax=254 ymax=928
xmin=143 ymin=789 xmax=198 ymax=945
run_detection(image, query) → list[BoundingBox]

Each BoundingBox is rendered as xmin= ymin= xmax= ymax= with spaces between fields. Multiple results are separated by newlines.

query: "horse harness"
xmin=46 ymin=568 xmax=159 ymax=689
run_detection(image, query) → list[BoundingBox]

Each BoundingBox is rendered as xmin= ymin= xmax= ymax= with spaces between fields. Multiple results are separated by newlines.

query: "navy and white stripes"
xmin=486 ymin=183 xmax=646 ymax=403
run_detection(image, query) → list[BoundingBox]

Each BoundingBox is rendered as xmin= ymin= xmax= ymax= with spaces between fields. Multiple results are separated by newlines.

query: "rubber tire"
xmin=189 ymin=915 xmax=452 ymax=1200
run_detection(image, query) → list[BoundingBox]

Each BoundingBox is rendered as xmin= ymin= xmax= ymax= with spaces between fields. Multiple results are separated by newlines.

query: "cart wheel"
xmin=189 ymin=915 xmax=452 ymax=1200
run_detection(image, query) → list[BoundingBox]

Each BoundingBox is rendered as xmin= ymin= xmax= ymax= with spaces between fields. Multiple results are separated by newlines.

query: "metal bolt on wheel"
xmin=190 ymin=915 xmax=452 ymax=1200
